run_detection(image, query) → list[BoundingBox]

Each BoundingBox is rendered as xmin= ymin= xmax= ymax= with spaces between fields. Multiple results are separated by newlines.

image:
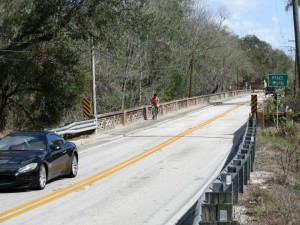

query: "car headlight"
xmin=18 ymin=163 xmax=38 ymax=173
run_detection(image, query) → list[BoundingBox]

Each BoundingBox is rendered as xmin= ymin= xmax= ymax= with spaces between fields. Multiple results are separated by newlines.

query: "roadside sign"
xmin=268 ymin=74 xmax=288 ymax=87
xmin=251 ymin=95 xmax=257 ymax=114
xmin=268 ymin=74 xmax=287 ymax=129
xmin=83 ymin=98 xmax=91 ymax=118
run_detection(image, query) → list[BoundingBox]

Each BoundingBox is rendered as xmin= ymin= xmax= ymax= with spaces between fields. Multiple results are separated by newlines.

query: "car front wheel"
xmin=69 ymin=155 xmax=78 ymax=178
xmin=36 ymin=164 xmax=47 ymax=190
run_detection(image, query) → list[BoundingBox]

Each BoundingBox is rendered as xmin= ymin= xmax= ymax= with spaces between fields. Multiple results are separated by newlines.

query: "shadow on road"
xmin=176 ymin=121 xmax=248 ymax=225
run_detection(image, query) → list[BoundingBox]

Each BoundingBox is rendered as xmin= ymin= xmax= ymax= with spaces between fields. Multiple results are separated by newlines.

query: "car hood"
xmin=0 ymin=151 xmax=44 ymax=169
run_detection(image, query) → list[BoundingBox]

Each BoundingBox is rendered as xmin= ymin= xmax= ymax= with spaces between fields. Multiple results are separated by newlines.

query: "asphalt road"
xmin=0 ymin=93 xmax=262 ymax=225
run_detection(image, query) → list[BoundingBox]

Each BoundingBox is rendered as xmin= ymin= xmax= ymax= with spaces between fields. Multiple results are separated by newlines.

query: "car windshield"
xmin=0 ymin=134 xmax=46 ymax=151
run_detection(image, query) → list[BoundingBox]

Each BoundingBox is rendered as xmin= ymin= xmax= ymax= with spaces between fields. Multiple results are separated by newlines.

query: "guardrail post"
xmin=232 ymin=159 xmax=244 ymax=194
xmin=241 ymin=148 xmax=253 ymax=173
xmin=237 ymin=154 xmax=249 ymax=185
xmin=200 ymin=192 xmax=234 ymax=224
xmin=201 ymin=203 xmax=218 ymax=223
xmin=212 ymin=180 xmax=224 ymax=192
xmin=122 ymin=111 xmax=127 ymax=126
xmin=225 ymin=167 xmax=238 ymax=204
xmin=257 ymin=110 xmax=264 ymax=129
xmin=218 ymin=192 xmax=233 ymax=222
xmin=160 ymin=104 xmax=164 ymax=116
xmin=220 ymin=173 xmax=233 ymax=194
xmin=143 ymin=106 xmax=148 ymax=120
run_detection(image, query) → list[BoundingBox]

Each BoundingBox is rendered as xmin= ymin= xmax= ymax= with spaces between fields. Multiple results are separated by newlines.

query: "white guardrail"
xmin=49 ymin=119 xmax=97 ymax=136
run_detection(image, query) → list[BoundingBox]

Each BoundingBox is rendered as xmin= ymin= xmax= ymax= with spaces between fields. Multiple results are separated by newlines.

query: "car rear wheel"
xmin=36 ymin=164 xmax=47 ymax=190
xmin=69 ymin=155 xmax=78 ymax=178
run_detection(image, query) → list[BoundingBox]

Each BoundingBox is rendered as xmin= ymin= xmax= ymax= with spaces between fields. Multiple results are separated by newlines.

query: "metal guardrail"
xmin=49 ymin=119 xmax=97 ymax=136
xmin=197 ymin=116 xmax=257 ymax=225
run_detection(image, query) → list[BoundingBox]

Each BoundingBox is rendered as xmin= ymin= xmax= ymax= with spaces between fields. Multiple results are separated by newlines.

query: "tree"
xmin=240 ymin=35 xmax=293 ymax=89
xmin=0 ymin=0 xmax=145 ymax=130
xmin=240 ymin=35 xmax=273 ymax=81
xmin=0 ymin=1 xmax=87 ymax=129
xmin=0 ymin=0 xmax=292 ymax=132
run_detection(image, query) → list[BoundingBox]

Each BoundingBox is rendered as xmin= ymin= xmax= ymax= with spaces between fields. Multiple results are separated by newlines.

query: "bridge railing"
xmin=50 ymin=90 xmax=250 ymax=136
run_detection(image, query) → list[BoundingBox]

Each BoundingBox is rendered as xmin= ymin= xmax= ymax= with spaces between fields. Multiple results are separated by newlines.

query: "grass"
xmin=249 ymin=206 xmax=262 ymax=217
xmin=236 ymin=119 xmax=300 ymax=225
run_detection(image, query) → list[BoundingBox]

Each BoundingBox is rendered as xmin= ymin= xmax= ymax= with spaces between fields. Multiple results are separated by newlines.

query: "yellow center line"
xmin=0 ymin=102 xmax=247 ymax=222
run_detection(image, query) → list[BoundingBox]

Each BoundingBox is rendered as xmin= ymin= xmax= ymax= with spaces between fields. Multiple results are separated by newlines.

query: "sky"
xmin=204 ymin=0 xmax=295 ymax=56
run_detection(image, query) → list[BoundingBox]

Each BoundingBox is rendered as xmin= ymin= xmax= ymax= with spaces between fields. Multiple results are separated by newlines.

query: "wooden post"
xmin=122 ymin=111 xmax=127 ymax=126
xmin=257 ymin=110 xmax=265 ymax=129
xmin=143 ymin=106 xmax=148 ymax=120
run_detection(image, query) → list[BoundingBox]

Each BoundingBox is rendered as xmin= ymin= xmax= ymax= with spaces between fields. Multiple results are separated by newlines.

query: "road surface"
xmin=0 ymin=93 xmax=261 ymax=225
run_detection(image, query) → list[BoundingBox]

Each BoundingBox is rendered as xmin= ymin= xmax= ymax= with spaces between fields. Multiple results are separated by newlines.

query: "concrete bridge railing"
xmin=51 ymin=90 xmax=250 ymax=136
xmin=96 ymin=90 xmax=250 ymax=131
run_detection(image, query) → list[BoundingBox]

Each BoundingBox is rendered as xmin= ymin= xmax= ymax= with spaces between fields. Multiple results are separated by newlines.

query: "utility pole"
xmin=287 ymin=47 xmax=297 ymax=98
xmin=188 ymin=53 xmax=194 ymax=98
xmin=292 ymin=0 xmax=300 ymax=95
xmin=236 ymin=66 xmax=239 ymax=90
xmin=91 ymin=41 xmax=97 ymax=133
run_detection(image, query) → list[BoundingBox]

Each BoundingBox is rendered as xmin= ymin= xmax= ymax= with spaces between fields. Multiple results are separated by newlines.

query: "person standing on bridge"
xmin=150 ymin=93 xmax=159 ymax=120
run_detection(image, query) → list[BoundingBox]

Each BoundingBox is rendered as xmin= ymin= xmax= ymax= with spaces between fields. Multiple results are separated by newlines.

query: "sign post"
xmin=268 ymin=74 xmax=288 ymax=129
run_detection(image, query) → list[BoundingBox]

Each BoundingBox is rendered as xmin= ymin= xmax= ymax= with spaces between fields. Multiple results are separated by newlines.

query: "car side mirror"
xmin=50 ymin=141 xmax=61 ymax=151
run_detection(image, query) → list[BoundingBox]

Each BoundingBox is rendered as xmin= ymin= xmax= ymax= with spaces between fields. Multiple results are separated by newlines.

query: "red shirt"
xmin=150 ymin=96 xmax=159 ymax=105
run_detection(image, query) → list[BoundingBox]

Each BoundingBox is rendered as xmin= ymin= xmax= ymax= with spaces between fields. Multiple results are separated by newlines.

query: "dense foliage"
xmin=240 ymin=35 xmax=292 ymax=84
xmin=0 ymin=0 xmax=294 ymax=131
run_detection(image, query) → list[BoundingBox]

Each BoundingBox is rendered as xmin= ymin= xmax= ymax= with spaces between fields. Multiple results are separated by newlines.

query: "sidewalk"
xmin=72 ymin=102 xmax=214 ymax=147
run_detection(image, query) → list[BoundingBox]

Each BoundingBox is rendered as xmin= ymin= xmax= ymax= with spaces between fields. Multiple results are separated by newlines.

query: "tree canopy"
xmin=0 ymin=0 xmax=294 ymax=131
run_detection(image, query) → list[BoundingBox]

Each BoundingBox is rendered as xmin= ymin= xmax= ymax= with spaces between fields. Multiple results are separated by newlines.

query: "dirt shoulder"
xmin=234 ymin=124 xmax=300 ymax=225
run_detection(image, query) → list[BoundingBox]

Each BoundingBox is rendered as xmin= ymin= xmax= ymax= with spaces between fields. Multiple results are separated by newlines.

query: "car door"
xmin=47 ymin=134 xmax=68 ymax=180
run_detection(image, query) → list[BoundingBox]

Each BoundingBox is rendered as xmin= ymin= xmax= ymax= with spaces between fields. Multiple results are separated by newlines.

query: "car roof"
xmin=8 ymin=131 xmax=54 ymax=136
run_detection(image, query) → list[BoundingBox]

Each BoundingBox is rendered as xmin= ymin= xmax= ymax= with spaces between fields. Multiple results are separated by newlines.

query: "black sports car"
xmin=0 ymin=131 xmax=78 ymax=190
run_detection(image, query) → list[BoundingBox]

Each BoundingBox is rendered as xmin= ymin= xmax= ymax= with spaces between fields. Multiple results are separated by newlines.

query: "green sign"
xmin=268 ymin=74 xmax=288 ymax=87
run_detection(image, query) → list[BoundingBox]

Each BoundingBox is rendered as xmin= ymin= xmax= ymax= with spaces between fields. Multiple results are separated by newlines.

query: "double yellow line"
xmin=0 ymin=103 xmax=244 ymax=223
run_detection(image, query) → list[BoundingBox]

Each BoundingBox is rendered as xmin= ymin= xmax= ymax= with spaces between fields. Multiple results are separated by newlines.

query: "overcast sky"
xmin=204 ymin=0 xmax=295 ymax=55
